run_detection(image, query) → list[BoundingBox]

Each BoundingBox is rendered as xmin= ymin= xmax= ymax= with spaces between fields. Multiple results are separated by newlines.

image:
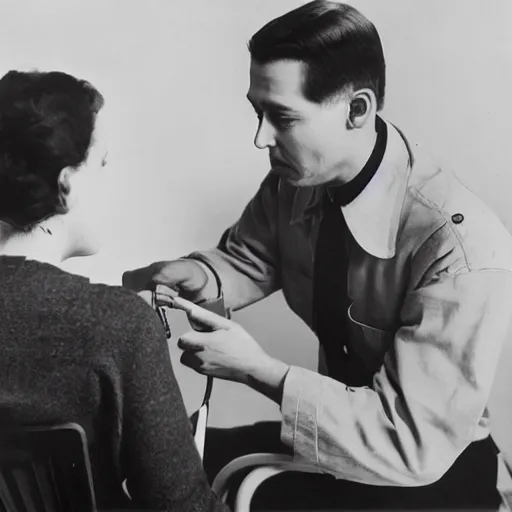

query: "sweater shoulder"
xmin=13 ymin=259 xmax=166 ymax=354
xmin=84 ymin=283 xmax=166 ymax=349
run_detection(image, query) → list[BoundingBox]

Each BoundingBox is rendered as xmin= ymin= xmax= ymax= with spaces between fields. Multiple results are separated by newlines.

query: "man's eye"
xmin=256 ymin=110 xmax=296 ymax=130
xmin=271 ymin=114 xmax=296 ymax=130
xmin=279 ymin=118 xmax=296 ymax=129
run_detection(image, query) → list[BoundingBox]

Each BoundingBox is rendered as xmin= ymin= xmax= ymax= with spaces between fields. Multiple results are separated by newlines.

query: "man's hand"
xmin=122 ymin=259 xmax=209 ymax=302
xmin=172 ymin=296 xmax=290 ymax=404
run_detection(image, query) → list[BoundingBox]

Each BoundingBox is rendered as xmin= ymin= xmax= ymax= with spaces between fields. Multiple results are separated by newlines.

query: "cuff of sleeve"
xmin=184 ymin=253 xmax=222 ymax=291
xmin=181 ymin=254 xmax=231 ymax=319
xmin=196 ymin=295 xmax=227 ymax=318
xmin=280 ymin=365 xmax=322 ymax=467
xmin=186 ymin=295 xmax=229 ymax=332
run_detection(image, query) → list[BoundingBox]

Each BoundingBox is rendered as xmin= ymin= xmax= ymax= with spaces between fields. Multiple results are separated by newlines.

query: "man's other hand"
xmin=122 ymin=259 xmax=209 ymax=302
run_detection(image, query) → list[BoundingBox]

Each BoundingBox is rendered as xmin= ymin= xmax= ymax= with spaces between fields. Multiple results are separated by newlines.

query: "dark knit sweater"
xmin=0 ymin=255 xmax=227 ymax=511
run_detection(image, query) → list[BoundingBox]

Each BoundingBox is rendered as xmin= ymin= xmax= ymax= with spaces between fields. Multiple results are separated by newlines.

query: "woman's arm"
xmin=118 ymin=293 xmax=228 ymax=511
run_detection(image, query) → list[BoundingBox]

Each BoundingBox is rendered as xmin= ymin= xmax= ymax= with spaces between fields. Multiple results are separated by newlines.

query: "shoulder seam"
xmin=409 ymin=185 xmax=471 ymax=270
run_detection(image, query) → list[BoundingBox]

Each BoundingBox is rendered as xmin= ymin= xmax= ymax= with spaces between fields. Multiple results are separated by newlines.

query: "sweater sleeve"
xmin=117 ymin=294 xmax=228 ymax=512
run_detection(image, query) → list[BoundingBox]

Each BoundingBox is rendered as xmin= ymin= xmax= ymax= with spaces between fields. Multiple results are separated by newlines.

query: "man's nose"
xmin=254 ymin=116 xmax=276 ymax=150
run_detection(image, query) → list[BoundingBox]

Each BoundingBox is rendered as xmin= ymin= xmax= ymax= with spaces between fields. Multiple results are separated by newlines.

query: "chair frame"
xmin=212 ymin=453 xmax=320 ymax=512
xmin=0 ymin=422 xmax=96 ymax=512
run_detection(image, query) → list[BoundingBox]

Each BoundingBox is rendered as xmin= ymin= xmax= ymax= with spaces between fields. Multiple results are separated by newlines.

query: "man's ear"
xmin=346 ymin=89 xmax=376 ymax=129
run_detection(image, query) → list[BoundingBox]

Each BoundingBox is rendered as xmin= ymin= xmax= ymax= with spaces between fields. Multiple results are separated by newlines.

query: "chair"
xmin=212 ymin=326 xmax=512 ymax=512
xmin=0 ymin=423 xmax=96 ymax=512
xmin=212 ymin=448 xmax=512 ymax=512
xmin=212 ymin=328 xmax=512 ymax=512
xmin=212 ymin=453 xmax=320 ymax=512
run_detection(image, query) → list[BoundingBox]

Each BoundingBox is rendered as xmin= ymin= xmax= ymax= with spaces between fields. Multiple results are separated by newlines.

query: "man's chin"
xmin=272 ymin=168 xmax=310 ymax=187
xmin=271 ymin=164 xmax=301 ymax=181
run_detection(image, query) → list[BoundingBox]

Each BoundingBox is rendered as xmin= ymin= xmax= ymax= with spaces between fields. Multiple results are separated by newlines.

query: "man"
xmin=123 ymin=1 xmax=512 ymax=509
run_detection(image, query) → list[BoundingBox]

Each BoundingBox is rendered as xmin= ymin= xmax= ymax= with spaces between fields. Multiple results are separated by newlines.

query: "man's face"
xmin=247 ymin=59 xmax=351 ymax=187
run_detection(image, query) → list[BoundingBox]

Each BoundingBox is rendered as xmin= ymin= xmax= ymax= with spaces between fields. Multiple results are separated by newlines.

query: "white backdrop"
xmin=1 ymin=0 xmax=511 ymax=455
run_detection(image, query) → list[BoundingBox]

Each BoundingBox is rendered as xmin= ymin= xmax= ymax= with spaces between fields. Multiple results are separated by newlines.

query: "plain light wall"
xmin=1 ymin=1 xmax=511 ymax=455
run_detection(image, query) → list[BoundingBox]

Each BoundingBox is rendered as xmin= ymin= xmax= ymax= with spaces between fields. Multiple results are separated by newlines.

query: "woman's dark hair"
xmin=0 ymin=70 xmax=104 ymax=230
xmin=248 ymin=1 xmax=386 ymax=109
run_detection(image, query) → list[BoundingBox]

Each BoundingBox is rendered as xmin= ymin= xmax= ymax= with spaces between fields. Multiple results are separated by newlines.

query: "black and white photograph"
xmin=0 ymin=1 xmax=511 ymax=511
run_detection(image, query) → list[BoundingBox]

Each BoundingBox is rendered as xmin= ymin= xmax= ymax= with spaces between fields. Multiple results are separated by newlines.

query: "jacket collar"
xmin=290 ymin=120 xmax=412 ymax=259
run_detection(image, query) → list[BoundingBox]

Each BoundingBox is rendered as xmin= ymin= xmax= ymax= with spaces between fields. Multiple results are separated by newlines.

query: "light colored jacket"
xmin=190 ymin=121 xmax=512 ymax=486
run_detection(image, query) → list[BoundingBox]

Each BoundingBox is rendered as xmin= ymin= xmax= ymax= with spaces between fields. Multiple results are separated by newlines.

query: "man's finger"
xmin=171 ymin=296 xmax=232 ymax=330
xmin=155 ymin=284 xmax=179 ymax=307
xmin=177 ymin=335 xmax=204 ymax=351
xmin=156 ymin=283 xmax=178 ymax=297
xmin=137 ymin=290 xmax=153 ymax=306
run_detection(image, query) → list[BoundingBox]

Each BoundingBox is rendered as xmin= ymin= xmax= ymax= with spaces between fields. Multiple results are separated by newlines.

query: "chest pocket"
xmin=347 ymin=303 xmax=395 ymax=376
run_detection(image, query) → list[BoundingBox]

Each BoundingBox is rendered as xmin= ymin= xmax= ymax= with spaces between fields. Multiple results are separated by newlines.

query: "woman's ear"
xmin=55 ymin=167 xmax=73 ymax=213
xmin=346 ymin=89 xmax=376 ymax=129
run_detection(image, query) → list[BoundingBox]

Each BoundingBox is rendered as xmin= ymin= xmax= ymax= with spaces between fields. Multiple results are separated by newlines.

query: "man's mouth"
xmin=270 ymin=156 xmax=290 ymax=169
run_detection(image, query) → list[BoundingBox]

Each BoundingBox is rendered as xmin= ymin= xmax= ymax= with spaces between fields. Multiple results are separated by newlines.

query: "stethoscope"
xmin=153 ymin=291 xmax=213 ymax=460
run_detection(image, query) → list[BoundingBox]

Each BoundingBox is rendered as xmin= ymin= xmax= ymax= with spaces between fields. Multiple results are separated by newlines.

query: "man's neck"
xmin=327 ymin=116 xmax=388 ymax=206
xmin=331 ymin=118 xmax=380 ymax=187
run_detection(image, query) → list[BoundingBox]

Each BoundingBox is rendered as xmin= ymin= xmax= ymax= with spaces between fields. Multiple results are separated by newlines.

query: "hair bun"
xmin=0 ymin=69 xmax=103 ymax=230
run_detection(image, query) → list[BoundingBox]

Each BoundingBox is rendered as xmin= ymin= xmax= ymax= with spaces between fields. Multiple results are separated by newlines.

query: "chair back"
xmin=0 ymin=423 xmax=96 ymax=512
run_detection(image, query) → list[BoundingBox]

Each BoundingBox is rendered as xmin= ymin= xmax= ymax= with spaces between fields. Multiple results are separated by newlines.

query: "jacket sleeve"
xmin=187 ymin=171 xmax=282 ymax=312
xmin=280 ymin=262 xmax=512 ymax=486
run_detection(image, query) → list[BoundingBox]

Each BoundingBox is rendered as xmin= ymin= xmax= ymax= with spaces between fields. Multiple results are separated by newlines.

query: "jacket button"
xmin=452 ymin=213 xmax=464 ymax=224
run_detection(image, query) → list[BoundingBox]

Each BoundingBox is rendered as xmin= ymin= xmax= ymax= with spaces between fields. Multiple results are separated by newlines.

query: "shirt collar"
xmin=328 ymin=115 xmax=387 ymax=206
xmin=290 ymin=120 xmax=412 ymax=259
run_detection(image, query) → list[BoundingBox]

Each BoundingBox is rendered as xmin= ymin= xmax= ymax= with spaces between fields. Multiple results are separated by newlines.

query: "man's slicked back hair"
xmin=248 ymin=1 xmax=386 ymax=109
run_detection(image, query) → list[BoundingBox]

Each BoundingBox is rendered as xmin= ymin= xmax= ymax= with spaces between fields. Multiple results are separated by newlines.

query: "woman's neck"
xmin=0 ymin=220 xmax=67 ymax=266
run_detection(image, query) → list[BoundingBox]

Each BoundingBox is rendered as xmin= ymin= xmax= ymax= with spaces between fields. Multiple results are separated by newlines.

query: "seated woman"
xmin=0 ymin=70 xmax=228 ymax=511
